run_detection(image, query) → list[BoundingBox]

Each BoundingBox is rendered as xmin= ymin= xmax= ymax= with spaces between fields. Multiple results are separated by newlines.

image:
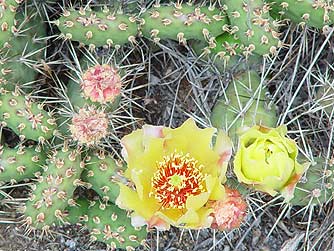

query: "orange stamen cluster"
xmin=151 ymin=152 xmax=205 ymax=209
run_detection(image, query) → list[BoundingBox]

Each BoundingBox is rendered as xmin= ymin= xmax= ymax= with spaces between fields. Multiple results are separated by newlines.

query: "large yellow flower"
xmin=234 ymin=125 xmax=309 ymax=201
xmin=116 ymin=119 xmax=232 ymax=230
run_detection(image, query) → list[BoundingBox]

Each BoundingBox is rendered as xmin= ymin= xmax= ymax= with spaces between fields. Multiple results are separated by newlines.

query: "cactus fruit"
xmin=290 ymin=157 xmax=334 ymax=206
xmin=269 ymin=0 xmax=334 ymax=29
xmin=83 ymin=151 xmax=125 ymax=203
xmin=66 ymin=199 xmax=148 ymax=250
xmin=211 ymin=71 xmax=277 ymax=143
xmin=22 ymin=146 xmax=83 ymax=231
xmin=67 ymin=63 xmax=122 ymax=111
xmin=224 ymin=0 xmax=281 ymax=57
xmin=141 ymin=3 xmax=227 ymax=44
xmin=0 ymin=0 xmax=23 ymax=49
xmin=56 ymin=7 xmax=138 ymax=50
xmin=69 ymin=106 xmax=109 ymax=146
xmin=0 ymin=90 xmax=57 ymax=142
xmin=0 ymin=144 xmax=45 ymax=183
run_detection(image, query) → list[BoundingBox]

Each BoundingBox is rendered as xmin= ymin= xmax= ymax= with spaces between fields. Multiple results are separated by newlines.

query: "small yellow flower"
xmin=234 ymin=125 xmax=309 ymax=201
xmin=116 ymin=118 xmax=232 ymax=230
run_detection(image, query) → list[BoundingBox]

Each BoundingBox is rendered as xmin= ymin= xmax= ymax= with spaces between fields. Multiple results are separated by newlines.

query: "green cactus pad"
xmin=65 ymin=197 xmax=90 ymax=225
xmin=141 ymin=3 xmax=227 ymax=44
xmin=23 ymin=147 xmax=83 ymax=231
xmin=0 ymin=144 xmax=45 ymax=183
xmin=83 ymin=151 xmax=125 ymax=203
xmin=224 ymin=0 xmax=281 ymax=56
xmin=269 ymin=0 xmax=334 ymax=29
xmin=0 ymin=90 xmax=57 ymax=142
xmin=56 ymin=7 xmax=138 ymax=49
xmin=0 ymin=0 xmax=22 ymax=49
xmin=67 ymin=199 xmax=147 ymax=250
xmin=0 ymin=9 xmax=47 ymax=91
xmin=290 ymin=157 xmax=334 ymax=206
xmin=211 ymin=71 xmax=277 ymax=143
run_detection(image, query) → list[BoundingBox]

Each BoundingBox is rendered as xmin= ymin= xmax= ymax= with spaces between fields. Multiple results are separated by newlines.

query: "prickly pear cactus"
xmin=83 ymin=151 xmax=125 ymax=203
xmin=56 ymin=7 xmax=138 ymax=49
xmin=224 ymin=0 xmax=281 ymax=56
xmin=0 ymin=9 xmax=47 ymax=91
xmin=269 ymin=0 xmax=334 ymax=29
xmin=0 ymin=90 xmax=57 ymax=142
xmin=0 ymin=0 xmax=22 ymax=49
xmin=67 ymin=199 xmax=148 ymax=250
xmin=211 ymin=70 xmax=277 ymax=143
xmin=290 ymin=157 xmax=334 ymax=206
xmin=0 ymin=144 xmax=45 ymax=183
xmin=22 ymin=146 xmax=83 ymax=231
xmin=141 ymin=3 xmax=227 ymax=44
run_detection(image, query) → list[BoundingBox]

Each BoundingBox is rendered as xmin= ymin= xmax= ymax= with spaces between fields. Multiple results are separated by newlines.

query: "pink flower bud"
xmin=81 ymin=64 xmax=122 ymax=104
xmin=70 ymin=106 xmax=108 ymax=145
xmin=210 ymin=187 xmax=247 ymax=231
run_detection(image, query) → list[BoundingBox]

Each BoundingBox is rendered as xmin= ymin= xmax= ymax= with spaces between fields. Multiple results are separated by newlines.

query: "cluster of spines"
xmin=0 ymin=144 xmax=45 ymax=184
xmin=66 ymin=199 xmax=147 ymax=251
xmin=22 ymin=145 xmax=84 ymax=231
xmin=83 ymin=151 xmax=125 ymax=203
xmin=0 ymin=89 xmax=57 ymax=142
xmin=56 ymin=6 xmax=138 ymax=50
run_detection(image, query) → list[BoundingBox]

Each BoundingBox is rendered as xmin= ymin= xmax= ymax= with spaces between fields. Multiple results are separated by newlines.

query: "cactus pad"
xmin=0 ymin=90 xmax=57 ymax=142
xmin=141 ymin=3 xmax=227 ymax=44
xmin=83 ymin=151 xmax=125 ymax=203
xmin=224 ymin=0 xmax=281 ymax=56
xmin=23 ymin=146 xmax=83 ymax=231
xmin=56 ymin=7 xmax=138 ymax=49
xmin=0 ymin=144 xmax=45 ymax=183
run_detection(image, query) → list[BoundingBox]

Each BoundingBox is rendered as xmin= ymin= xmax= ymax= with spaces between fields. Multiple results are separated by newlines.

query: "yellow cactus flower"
xmin=116 ymin=118 xmax=232 ymax=230
xmin=234 ymin=125 xmax=309 ymax=201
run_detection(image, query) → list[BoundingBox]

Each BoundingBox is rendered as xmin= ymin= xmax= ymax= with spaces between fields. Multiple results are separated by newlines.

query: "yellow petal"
xmin=186 ymin=192 xmax=210 ymax=211
xmin=116 ymin=184 xmax=158 ymax=220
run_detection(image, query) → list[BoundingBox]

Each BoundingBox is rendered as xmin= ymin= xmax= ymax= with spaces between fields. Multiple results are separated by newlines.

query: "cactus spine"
xmin=22 ymin=146 xmax=83 ymax=231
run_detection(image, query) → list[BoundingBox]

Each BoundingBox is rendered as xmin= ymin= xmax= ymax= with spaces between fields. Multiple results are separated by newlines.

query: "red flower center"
xmin=151 ymin=152 xmax=205 ymax=209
